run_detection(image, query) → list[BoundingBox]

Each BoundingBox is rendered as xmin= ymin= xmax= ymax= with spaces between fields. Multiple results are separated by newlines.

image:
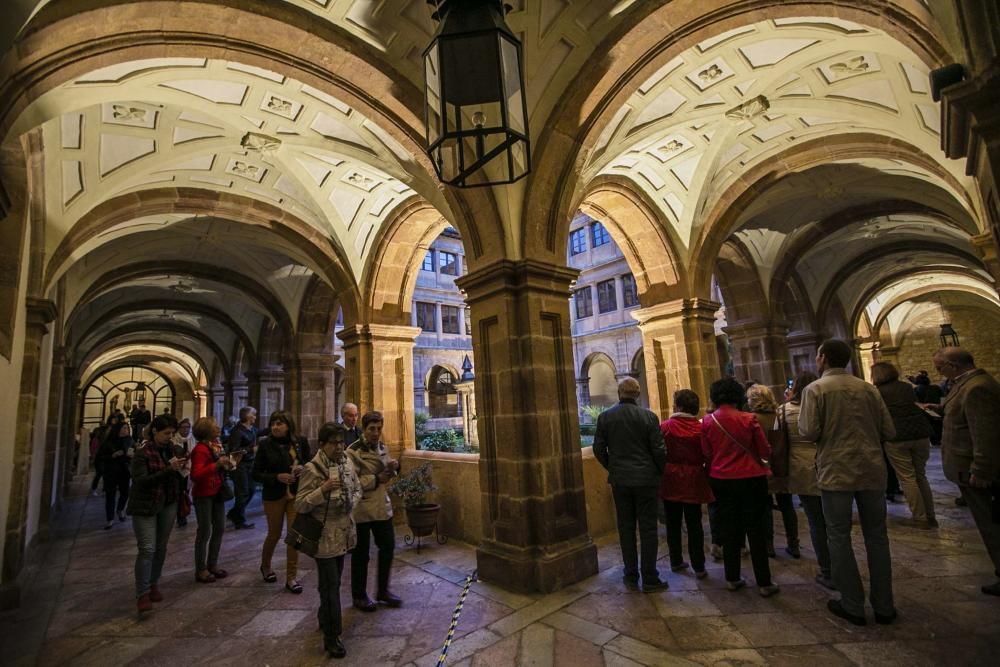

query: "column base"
xmin=477 ymin=535 xmax=598 ymax=593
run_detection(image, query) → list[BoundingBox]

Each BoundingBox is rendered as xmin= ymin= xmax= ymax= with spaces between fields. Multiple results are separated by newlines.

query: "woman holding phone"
xmin=253 ymin=410 xmax=311 ymax=593
xmin=190 ymin=417 xmax=234 ymax=584
xmin=127 ymin=414 xmax=185 ymax=613
xmin=295 ymin=422 xmax=362 ymax=659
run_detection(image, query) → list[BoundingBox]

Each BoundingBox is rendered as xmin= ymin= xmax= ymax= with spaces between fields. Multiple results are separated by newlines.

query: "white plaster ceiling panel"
xmin=35 ymin=58 xmax=434 ymax=282
xmin=862 ymin=271 xmax=999 ymax=327
xmin=584 ymin=18 xmax=971 ymax=261
xmin=82 ymin=345 xmax=202 ymax=388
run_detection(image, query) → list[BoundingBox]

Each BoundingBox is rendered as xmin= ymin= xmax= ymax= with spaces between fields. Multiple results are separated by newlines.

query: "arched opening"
xmin=81 ymin=366 xmax=175 ymax=432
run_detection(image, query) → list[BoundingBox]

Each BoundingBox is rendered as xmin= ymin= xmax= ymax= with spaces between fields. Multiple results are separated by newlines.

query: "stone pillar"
xmin=631 ymin=299 xmax=722 ymax=418
xmin=336 ymin=324 xmax=420 ymax=458
xmin=454 ymin=379 xmax=478 ymax=448
xmin=222 ymin=381 xmax=234 ymax=422
xmin=723 ymin=322 xmax=791 ymax=396
xmin=288 ymin=353 xmax=338 ymax=443
xmin=1 ymin=297 xmax=56 ymax=609
xmin=245 ymin=371 xmax=262 ymax=414
xmin=854 ymin=340 xmax=879 ymax=381
xmin=204 ymin=389 xmax=216 ymax=419
xmin=575 ymin=378 xmax=590 ymax=421
xmin=455 ymin=259 xmax=597 ymax=593
xmin=38 ymin=348 xmax=68 ymax=530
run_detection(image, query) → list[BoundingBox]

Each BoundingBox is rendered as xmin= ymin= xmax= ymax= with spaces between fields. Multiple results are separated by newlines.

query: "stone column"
xmin=222 ymin=381 xmax=234 ymax=422
xmin=453 ymin=379 xmax=478 ymax=448
xmin=631 ymin=299 xmax=722 ymax=418
xmin=455 ymin=259 xmax=597 ymax=593
xmin=854 ymin=340 xmax=879 ymax=381
xmin=245 ymin=371 xmax=262 ymax=414
xmin=723 ymin=321 xmax=791 ymax=395
xmin=288 ymin=353 xmax=338 ymax=443
xmin=1 ymin=297 xmax=56 ymax=609
xmin=38 ymin=347 xmax=68 ymax=530
xmin=336 ymin=324 xmax=420 ymax=458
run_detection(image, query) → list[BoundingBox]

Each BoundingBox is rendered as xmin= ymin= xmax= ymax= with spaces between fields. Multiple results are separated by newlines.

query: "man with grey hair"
xmin=594 ymin=377 xmax=667 ymax=592
xmin=340 ymin=402 xmax=362 ymax=447
xmin=931 ymin=347 xmax=1000 ymax=596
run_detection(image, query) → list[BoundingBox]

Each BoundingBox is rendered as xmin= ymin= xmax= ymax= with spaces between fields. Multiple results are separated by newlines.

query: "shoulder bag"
xmin=285 ymin=462 xmax=330 ymax=558
xmin=708 ymin=413 xmax=770 ymax=470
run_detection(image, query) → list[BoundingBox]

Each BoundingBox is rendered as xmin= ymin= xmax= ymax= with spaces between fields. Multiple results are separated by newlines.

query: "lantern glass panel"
xmin=425 ymin=43 xmax=442 ymax=145
xmin=499 ymin=36 xmax=526 ymax=136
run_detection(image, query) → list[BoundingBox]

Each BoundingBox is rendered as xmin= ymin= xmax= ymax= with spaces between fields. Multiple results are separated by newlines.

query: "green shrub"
xmin=414 ymin=411 xmax=430 ymax=438
xmin=581 ymin=404 xmax=606 ymax=422
xmin=579 ymin=424 xmax=597 ymax=436
xmin=419 ymin=429 xmax=466 ymax=453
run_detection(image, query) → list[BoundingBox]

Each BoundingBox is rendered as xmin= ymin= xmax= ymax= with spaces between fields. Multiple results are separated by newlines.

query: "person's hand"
xmin=277 ymin=473 xmax=295 ymax=484
xmin=376 ymin=470 xmax=393 ymax=484
xmin=112 ymin=450 xmax=124 ymax=458
xmin=217 ymin=455 xmax=231 ymax=469
xmin=387 ymin=459 xmax=400 ymax=473
xmin=292 ymin=465 xmax=304 ymax=478
xmin=169 ymin=457 xmax=186 ymax=471
xmin=321 ymin=476 xmax=341 ymax=493
xmin=968 ymin=474 xmax=992 ymax=489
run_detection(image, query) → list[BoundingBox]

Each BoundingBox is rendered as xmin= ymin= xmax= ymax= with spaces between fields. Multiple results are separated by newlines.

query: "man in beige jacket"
xmin=799 ymin=339 xmax=897 ymax=626
xmin=931 ymin=348 xmax=1000 ymax=596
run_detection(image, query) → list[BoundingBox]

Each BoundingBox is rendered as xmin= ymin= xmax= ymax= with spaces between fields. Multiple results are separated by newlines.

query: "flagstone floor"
xmin=2 ymin=448 xmax=998 ymax=666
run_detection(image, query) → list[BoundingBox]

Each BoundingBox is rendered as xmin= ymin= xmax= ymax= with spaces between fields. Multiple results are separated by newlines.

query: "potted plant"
xmin=389 ymin=462 xmax=440 ymax=538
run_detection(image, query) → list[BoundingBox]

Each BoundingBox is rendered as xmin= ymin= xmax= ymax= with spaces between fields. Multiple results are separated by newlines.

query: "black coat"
xmin=228 ymin=423 xmax=258 ymax=462
xmin=877 ymin=380 xmax=933 ymax=442
xmin=593 ymin=399 xmax=666 ymax=487
xmin=252 ymin=436 xmax=312 ymax=501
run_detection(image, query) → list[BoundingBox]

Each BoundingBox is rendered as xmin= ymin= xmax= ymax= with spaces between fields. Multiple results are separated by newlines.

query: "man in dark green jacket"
xmin=594 ymin=377 xmax=667 ymax=592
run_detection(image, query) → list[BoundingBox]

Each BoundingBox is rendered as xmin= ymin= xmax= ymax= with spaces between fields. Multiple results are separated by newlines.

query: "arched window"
xmin=427 ymin=366 xmax=459 ymax=418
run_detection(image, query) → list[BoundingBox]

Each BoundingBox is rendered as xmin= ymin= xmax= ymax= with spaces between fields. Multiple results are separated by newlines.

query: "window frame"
xmin=590 ymin=221 xmax=611 ymax=248
xmin=574 ymin=287 xmax=593 ymax=319
xmin=421 ymin=250 xmax=435 ymax=272
xmin=416 ymin=301 xmax=437 ymax=332
xmin=569 ymin=228 xmax=587 ymax=255
xmin=441 ymin=305 xmax=460 ymax=334
xmin=596 ymin=278 xmax=618 ymax=313
xmin=622 ymin=273 xmax=639 ymax=308
xmin=438 ymin=250 xmax=459 ymax=276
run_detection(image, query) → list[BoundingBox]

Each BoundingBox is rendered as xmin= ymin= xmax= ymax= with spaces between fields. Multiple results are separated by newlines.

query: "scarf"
xmin=142 ymin=441 xmax=179 ymax=507
xmin=318 ymin=449 xmax=353 ymax=514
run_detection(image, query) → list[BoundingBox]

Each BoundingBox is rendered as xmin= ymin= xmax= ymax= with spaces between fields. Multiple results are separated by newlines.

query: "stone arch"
xmin=78 ymin=337 xmax=220 ymax=388
xmin=425 ymin=364 xmax=461 ymax=420
xmin=521 ymin=0 xmax=951 ymax=263
xmin=775 ymin=273 xmax=816 ymax=335
xmin=297 ymin=276 xmax=339 ymax=355
xmin=580 ymin=351 xmax=619 ymax=411
xmin=577 ymin=176 xmax=689 ymax=303
xmin=714 ymin=238 xmax=770 ymax=326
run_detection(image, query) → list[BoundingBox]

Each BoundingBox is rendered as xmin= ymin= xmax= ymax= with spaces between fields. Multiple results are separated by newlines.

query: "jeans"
xmin=663 ymin=501 xmax=705 ymax=571
xmin=351 ymin=519 xmax=396 ymax=598
xmin=767 ymin=493 xmax=800 ymax=548
xmin=105 ymin=475 xmax=130 ymax=522
xmin=821 ymin=489 xmax=894 ymax=617
xmin=885 ymin=439 xmax=936 ymax=522
xmin=227 ymin=461 xmax=256 ymax=526
xmin=710 ymin=476 xmax=772 ymax=586
xmin=960 ymin=483 xmax=1000 ymax=577
xmin=611 ymin=485 xmax=660 ymax=582
xmin=262 ymin=496 xmax=299 ymax=582
xmin=799 ymin=494 xmax=831 ymax=578
xmin=194 ymin=494 xmax=225 ymax=572
xmin=317 ymin=555 xmax=346 ymax=641
xmin=133 ymin=503 xmax=177 ymax=597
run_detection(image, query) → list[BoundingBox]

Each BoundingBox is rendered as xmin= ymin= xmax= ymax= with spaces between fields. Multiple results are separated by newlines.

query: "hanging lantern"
xmin=424 ymin=0 xmax=530 ymax=187
xmin=939 ymin=323 xmax=960 ymax=348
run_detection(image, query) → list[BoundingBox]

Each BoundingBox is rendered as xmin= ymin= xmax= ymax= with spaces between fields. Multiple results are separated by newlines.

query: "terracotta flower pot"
xmin=405 ymin=503 xmax=440 ymax=537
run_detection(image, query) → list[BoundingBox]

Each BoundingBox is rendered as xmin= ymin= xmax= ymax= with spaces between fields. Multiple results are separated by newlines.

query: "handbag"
xmin=708 ymin=413 xmax=770 ymax=470
xmin=285 ymin=463 xmax=330 ymax=558
xmin=218 ymin=477 xmax=235 ymax=501
xmin=178 ymin=490 xmax=192 ymax=518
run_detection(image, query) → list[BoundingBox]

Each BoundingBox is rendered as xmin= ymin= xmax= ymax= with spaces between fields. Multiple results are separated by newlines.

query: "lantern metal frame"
xmin=939 ymin=323 xmax=960 ymax=348
xmin=423 ymin=0 xmax=531 ymax=188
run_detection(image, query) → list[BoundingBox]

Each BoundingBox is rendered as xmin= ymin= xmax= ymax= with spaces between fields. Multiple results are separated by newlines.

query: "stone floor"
xmin=2 ymin=449 xmax=999 ymax=666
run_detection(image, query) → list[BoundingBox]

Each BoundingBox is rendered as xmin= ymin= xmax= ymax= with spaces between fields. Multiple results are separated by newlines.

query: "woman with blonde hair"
xmin=747 ymin=384 xmax=800 ymax=559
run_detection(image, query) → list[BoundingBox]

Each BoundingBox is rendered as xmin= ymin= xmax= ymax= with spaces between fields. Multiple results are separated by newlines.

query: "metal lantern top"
xmin=424 ymin=0 xmax=530 ymax=188
xmin=939 ymin=323 xmax=960 ymax=348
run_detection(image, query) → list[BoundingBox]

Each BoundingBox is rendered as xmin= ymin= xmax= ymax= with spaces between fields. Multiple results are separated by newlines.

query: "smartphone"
xmin=786 ymin=378 xmax=794 ymax=389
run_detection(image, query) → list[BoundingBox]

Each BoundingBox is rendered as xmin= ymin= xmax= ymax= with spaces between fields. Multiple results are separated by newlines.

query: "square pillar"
xmin=456 ymin=259 xmax=597 ymax=593
xmin=722 ymin=321 xmax=791 ymax=396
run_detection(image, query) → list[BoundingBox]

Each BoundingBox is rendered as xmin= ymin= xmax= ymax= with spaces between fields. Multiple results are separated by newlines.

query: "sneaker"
xmin=815 ymin=573 xmax=837 ymax=591
xmin=758 ymin=584 xmax=780 ymax=597
xmin=136 ymin=593 xmax=153 ymax=613
xmin=149 ymin=585 xmax=163 ymax=603
xmin=670 ymin=562 xmax=689 ymax=572
xmin=710 ymin=544 xmax=723 ymax=561
xmin=827 ymin=599 xmax=866 ymax=626
xmin=726 ymin=579 xmax=747 ymax=592
xmin=641 ymin=579 xmax=669 ymax=593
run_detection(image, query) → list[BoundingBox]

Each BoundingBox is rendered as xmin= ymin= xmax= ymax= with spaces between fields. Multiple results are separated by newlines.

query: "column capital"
xmin=630 ymin=298 xmax=720 ymax=327
xmin=336 ymin=323 xmax=421 ymax=347
xmin=939 ymin=61 xmax=1000 ymax=165
xmin=455 ymin=258 xmax=580 ymax=302
xmin=722 ymin=320 xmax=790 ymax=339
xmin=296 ymin=352 xmax=340 ymax=372
xmin=25 ymin=297 xmax=57 ymax=336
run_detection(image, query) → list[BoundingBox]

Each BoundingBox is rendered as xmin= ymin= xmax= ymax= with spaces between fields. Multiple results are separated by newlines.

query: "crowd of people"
xmin=85 ymin=402 xmax=402 ymax=660
xmin=594 ymin=340 xmax=1000 ymax=626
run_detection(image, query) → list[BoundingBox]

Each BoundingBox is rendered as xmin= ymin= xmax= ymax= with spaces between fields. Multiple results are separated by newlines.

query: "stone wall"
xmin=895 ymin=306 xmax=1000 ymax=378
xmin=396 ymin=448 xmax=618 ymax=549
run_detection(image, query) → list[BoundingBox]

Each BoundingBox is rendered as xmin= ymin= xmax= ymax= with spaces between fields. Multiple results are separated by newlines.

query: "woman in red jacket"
xmin=659 ymin=389 xmax=714 ymax=578
xmin=190 ymin=417 xmax=234 ymax=583
xmin=701 ymin=378 xmax=778 ymax=597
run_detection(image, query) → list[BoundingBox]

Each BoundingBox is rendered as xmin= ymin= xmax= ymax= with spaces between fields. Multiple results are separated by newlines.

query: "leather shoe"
xmin=353 ymin=596 xmax=377 ymax=612
xmin=376 ymin=590 xmax=403 ymax=607
xmin=148 ymin=585 xmax=163 ymax=603
xmin=622 ymin=576 xmax=640 ymax=592
xmin=237 ymin=522 xmax=255 ymax=530
xmin=325 ymin=637 xmax=347 ymax=659
xmin=827 ymin=599 xmax=866 ymax=626
xmin=874 ymin=609 xmax=897 ymax=625
xmin=136 ymin=593 xmax=152 ymax=613
xmin=641 ymin=579 xmax=669 ymax=593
